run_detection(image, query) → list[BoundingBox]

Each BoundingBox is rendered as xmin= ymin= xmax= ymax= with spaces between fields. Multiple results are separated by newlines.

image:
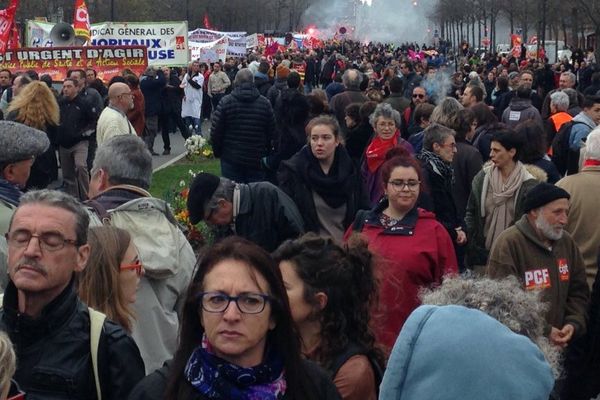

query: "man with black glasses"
xmin=0 ymin=189 xmax=144 ymax=399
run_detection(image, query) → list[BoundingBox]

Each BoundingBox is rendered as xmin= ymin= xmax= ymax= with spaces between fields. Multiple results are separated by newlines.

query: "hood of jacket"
xmin=508 ymin=97 xmax=533 ymax=111
xmin=573 ymin=110 xmax=597 ymax=129
xmin=379 ymin=305 xmax=554 ymax=400
xmin=89 ymin=188 xmax=187 ymax=279
xmin=232 ymin=81 xmax=261 ymax=102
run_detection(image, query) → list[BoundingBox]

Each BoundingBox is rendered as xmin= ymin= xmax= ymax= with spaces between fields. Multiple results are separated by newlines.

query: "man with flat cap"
xmin=187 ymin=172 xmax=305 ymax=251
xmin=0 ymin=120 xmax=50 ymax=292
xmin=487 ymin=182 xmax=589 ymax=348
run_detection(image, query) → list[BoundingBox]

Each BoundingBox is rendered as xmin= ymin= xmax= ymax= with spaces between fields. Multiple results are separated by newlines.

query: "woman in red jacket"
xmin=345 ymin=150 xmax=458 ymax=353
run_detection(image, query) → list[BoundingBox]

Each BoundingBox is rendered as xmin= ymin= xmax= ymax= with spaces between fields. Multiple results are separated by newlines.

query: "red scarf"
xmin=365 ymin=133 xmax=399 ymax=173
xmin=583 ymin=159 xmax=600 ymax=168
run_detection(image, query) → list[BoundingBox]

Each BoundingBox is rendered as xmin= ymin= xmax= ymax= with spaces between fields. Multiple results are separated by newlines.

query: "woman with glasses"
xmin=346 ymin=151 xmax=457 ymax=353
xmin=362 ymin=103 xmax=414 ymax=206
xmin=274 ymin=234 xmax=384 ymax=400
xmin=278 ymin=115 xmax=369 ymax=242
xmin=78 ymin=226 xmax=143 ymax=333
xmin=465 ymin=127 xmax=538 ymax=269
xmin=128 ymin=236 xmax=340 ymax=400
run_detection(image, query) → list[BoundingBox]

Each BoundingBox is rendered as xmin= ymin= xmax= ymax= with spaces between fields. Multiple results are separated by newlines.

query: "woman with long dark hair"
xmin=274 ymin=234 xmax=384 ymax=400
xmin=128 ymin=236 xmax=340 ymax=400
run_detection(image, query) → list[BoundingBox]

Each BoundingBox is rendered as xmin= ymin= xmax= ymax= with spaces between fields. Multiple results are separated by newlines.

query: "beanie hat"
xmin=523 ymin=182 xmax=570 ymax=213
xmin=276 ymin=64 xmax=290 ymax=79
xmin=187 ymin=173 xmax=221 ymax=224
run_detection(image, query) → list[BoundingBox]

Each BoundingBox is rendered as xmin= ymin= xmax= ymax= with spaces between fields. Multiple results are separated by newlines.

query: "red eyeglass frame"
xmin=120 ymin=259 xmax=143 ymax=277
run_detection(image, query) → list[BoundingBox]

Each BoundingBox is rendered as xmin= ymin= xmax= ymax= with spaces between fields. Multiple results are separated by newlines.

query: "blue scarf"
xmin=0 ymin=178 xmax=21 ymax=206
xmin=184 ymin=338 xmax=287 ymax=400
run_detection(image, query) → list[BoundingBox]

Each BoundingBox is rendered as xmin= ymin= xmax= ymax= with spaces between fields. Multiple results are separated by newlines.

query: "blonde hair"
xmin=7 ymin=81 xmax=60 ymax=130
xmin=78 ymin=226 xmax=136 ymax=332
xmin=0 ymin=332 xmax=16 ymax=394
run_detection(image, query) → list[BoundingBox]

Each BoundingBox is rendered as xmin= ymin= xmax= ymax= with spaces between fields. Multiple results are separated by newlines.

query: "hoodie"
xmin=87 ymin=186 xmax=196 ymax=373
xmin=380 ymin=305 xmax=554 ymax=400
xmin=569 ymin=111 xmax=597 ymax=151
xmin=501 ymin=97 xmax=543 ymax=128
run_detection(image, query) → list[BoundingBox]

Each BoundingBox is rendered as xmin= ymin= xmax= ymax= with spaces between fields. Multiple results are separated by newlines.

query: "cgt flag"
xmin=73 ymin=0 xmax=91 ymax=42
xmin=0 ymin=0 xmax=18 ymax=53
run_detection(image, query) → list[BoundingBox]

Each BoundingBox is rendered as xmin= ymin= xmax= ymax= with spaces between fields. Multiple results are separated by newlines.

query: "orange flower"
xmin=181 ymin=188 xmax=190 ymax=198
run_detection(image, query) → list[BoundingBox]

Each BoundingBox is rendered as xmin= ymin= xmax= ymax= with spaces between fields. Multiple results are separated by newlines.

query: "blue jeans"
xmin=220 ymin=159 xmax=265 ymax=183
xmin=184 ymin=116 xmax=201 ymax=136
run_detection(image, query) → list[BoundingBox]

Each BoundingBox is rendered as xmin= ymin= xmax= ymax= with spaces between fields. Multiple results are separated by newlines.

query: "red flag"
xmin=73 ymin=0 xmax=91 ymax=42
xmin=264 ymin=41 xmax=279 ymax=57
xmin=0 ymin=0 xmax=18 ymax=53
xmin=8 ymin=20 xmax=19 ymax=49
xmin=203 ymin=12 xmax=212 ymax=30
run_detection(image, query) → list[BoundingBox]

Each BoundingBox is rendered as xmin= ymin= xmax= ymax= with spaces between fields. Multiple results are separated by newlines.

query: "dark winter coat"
xmin=140 ymin=70 xmax=166 ymax=117
xmin=1 ymin=280 xmax=145 ymax=400
xmin=210 ymin=82 xmax=275 ymax=169
xmin=57 ymin=93 xmax=97 ymax=148
xmin=501 ymin=97 xmax=543 ymax=128
xmin=213 ymin=181 xmax=305 ymax=252
xmin=278 ymin=145 xmax=369 ymax=234
xmin=452 ymin=141 xmax=483 ymax=221
xmin=127 ymin=359 xmax=341 ymax=400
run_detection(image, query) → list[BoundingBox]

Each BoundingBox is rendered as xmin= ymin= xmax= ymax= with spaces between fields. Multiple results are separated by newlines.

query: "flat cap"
xmin=187 ymin=172 xmax=221 ymax=225
xmin=0 ymin=121 xmax=50 ymax=164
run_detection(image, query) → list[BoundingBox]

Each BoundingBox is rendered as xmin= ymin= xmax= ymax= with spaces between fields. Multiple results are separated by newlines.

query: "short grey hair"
xmin=342 ymin=69 xmax=362 ymax=90
xmin=561 ymin=71 xmax=577 ymax=86
xmin=234 ymin=68 xmax=254 ymax=86
xmin=584 ymin=128 xmax=600 ymax=161
xmin=14 ymin=189 xmax=90 ymax=245
xmin=429 ymin=97 xmax=464 ymax=130
xmin=423 ymin=123 xmax=456 ymax=151
xmin=550 ymin=91 xmax=570 ymax=112
xmin=92 ymin=135 xmax=152 ymax=190
xmin=369 ymin=103 xmax=401 ymax=129
xmin=421 ymin=275 xmax=562 ymax=378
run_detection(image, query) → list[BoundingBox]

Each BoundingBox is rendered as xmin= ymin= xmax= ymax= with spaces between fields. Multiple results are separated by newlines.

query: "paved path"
xmin=152 ymin=120 xmax=212 ymax=171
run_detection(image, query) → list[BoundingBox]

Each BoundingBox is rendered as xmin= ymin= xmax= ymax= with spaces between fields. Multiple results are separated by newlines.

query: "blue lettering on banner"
xmin=148 ymin=49 xmax=175 ymax=60
xmin=91 ymin=38 xmax=162 ymax=48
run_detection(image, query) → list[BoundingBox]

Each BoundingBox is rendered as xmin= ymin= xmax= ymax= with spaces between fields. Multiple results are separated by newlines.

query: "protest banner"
xmin=189 ymin=37 xmax=228 ymax=63
xmin=188 ymin=28 xmax=247 ymax=58
xmin=246 ymin=33 xmax=258 ymax=49
xmin=0 ymin=45 xmax=147 ymax=82
xmin=26 ymin=20 xmax=188 ymax=66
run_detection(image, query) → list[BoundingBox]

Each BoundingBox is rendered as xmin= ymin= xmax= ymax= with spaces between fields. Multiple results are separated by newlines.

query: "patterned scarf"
xmin=418 ymin=149 xmax=454 ymax=182
xmin=184 ymin=336 xmax=287 ymax=400
xmin=0 ymin=178 xmax=22 ymax=206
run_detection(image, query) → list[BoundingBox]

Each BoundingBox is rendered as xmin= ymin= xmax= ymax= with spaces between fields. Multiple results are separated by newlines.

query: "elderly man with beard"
xmin=486 ymin=182 xmax=589 ymax=348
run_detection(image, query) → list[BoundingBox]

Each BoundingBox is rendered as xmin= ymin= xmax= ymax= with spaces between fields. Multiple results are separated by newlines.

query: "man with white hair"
xmin=487 ymin=182 xmax=589 ymax=347
xmin=557 ymin=129 xmax=600 ymax=286
xmin=546 ymin=91 xmax=572 ymax=145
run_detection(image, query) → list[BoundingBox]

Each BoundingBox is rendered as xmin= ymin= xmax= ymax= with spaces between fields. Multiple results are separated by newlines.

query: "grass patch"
xmin=150 ymin=158 xmax=221 ymax=200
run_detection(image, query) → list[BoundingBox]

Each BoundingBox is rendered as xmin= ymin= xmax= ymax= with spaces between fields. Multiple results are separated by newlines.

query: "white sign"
xmin=188 ymin=28 xmax=247 ymax=59
xmin=246 ymin=33 xmax=258 ymax=49
xmin=189 ymin=37 xmax=228 ymax=63
xmin=26 ymin=20 xmax=190 ymax=66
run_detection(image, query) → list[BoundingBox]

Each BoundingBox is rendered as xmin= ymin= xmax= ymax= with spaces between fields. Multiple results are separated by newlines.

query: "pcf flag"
xmin=73 ymin=0 xmax=91 ymax=42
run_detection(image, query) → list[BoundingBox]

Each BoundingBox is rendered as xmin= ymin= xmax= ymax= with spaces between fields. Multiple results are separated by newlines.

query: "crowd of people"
xmin=1 ymin=37 xmax=600 ymax=399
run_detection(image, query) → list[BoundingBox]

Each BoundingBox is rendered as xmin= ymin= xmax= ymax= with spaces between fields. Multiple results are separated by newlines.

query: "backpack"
xmin=551 ymin=121 xmax=587 ymax=176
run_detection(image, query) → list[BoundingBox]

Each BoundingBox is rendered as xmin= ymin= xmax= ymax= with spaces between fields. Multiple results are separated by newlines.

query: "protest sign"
xmin=188 ymin=28 xmax=247 ymax=58
xmin=26 ymin=20 xmax=189 ymax=66
xmin=189 ymin=37 xmax=228 ymax=63
xmin=0 ymin=45 xmax=147 ymax=82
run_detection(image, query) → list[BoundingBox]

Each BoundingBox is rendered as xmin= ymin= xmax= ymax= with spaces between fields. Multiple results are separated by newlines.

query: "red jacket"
xmin=345 ymin=206 xmax=458 ymax=352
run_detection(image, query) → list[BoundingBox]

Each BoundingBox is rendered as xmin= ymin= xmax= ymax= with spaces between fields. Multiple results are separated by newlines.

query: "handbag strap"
xmin=89 ymin=307 xmax=107 ymax=400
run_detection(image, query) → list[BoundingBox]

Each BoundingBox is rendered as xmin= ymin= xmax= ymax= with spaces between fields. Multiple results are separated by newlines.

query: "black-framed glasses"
xmin=5 ymin=230 xmax=79 ymax=252
xmin=199 ymin=291 xmax=273 ymax=314
xmin=388 ymin=179 xmax=420 ymax=191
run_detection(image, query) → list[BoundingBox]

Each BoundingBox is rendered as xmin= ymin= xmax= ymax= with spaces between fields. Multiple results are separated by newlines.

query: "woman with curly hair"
xmin=6 ymin=80 xmax=59 ymax=189
xmin=78 ymin=226 xmax=143 ymax=333
xmin=274 ymin=233 xmax=384 ymax=400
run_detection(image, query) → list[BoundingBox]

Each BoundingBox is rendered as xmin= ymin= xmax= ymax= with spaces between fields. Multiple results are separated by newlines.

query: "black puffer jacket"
xmin=0 ymin=280 xmax=145 ymax=400
xmin=210 ymin=82 xmax=275 ymax=169
xmin=57 ymin=93 xmax=97 ymax=148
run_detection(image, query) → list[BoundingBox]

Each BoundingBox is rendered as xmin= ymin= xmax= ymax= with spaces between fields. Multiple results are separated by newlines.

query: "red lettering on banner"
xmin=558 ymin=259 xmax=570 ymax=282
xmin=524 ymin=268 xmax=551 ymax=290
